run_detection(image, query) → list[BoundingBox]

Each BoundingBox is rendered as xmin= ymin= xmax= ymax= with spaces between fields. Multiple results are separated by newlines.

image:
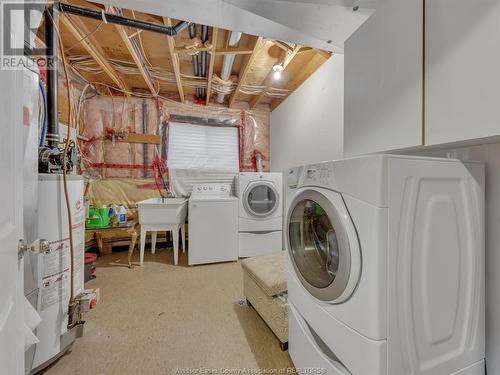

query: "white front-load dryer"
xmin=237 ymin=172 xmax=283 ymax=257
xmin=286 ymin=155 xmax=485 ymax=375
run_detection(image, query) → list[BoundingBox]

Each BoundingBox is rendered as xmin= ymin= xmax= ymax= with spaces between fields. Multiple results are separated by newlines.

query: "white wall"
xmin=411 ymin=142 xmax=500 ymax=374
xmin=270 ymin=54 xmax=344 ymax=173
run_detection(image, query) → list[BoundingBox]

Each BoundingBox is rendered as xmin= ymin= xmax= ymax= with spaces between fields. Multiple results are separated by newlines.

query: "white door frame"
xmin=0 ymin=26 xmax=26 ymax=375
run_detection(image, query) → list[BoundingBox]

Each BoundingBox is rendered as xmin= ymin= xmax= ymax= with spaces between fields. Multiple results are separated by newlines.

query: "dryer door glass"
xmin=288 ymin=199 xmax=338 ymax=288
xmin=287 ymin=189 xmax=355 ymax=302
xmin=245 ymin=183 xmax=278 ymax=217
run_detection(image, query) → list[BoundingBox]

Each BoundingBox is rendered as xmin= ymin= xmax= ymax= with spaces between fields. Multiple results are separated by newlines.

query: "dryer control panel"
xmin=288 ymin=162 xmax=336 ymax=190
xmin=303 ymin=163 xmax=334 ymax=186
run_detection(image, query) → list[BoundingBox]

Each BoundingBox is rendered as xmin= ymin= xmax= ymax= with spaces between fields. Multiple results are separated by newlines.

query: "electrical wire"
xmin=46 ymin=6 xmax=77 ymax=307
xmin=64 ymin=63 xmax=273 ymax=115
xmin=131 ymin=10 xmax=153 ymax=68
xmin=76 ymin=83 xmax=95 ymax=137
xmin=65 ymin=20 xmax=104 ymax=53
xmin=67 ymin=55 xmax=290 ymax=98
xmin=54 ymin=9 xmax=288 ymax=102
xmin=106 ymin=85 xmax=116 ymax=129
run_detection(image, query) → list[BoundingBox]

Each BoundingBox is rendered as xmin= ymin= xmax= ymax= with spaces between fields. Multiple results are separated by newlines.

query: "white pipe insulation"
xmin=217 ymin=31 xmax=242 ymax=103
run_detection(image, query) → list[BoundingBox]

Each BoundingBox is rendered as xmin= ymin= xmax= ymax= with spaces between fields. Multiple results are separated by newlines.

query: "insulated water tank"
xmin=27 ymin=174 xmax=85 ymax=373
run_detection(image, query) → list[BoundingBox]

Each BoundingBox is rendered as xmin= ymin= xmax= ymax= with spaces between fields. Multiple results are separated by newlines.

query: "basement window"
xmin=167 ymin=122 xmax=239 ymax=172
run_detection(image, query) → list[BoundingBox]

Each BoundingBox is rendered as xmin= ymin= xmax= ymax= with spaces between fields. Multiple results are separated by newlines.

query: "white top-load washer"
xmin=286 ymin=155 xmax=485 ymax=375
xmin=188 ymin=183 xmax=238 ymax=265
xmin=237 ymin=172 xmax=283 ymax=257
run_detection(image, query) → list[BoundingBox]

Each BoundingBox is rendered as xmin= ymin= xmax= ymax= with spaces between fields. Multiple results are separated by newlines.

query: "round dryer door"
xmin=287 ymin=188 xmax=361 ymax=303
xmin=243 ymin=181 xmax=279 ymax=218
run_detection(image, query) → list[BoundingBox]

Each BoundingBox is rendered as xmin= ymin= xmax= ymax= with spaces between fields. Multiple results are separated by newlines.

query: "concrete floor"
xmin=45 ymin=246 xmax=293 ymax=374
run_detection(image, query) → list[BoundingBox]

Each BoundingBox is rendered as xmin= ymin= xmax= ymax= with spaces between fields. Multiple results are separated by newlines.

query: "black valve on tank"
xmin=38 ymin=142 xmax=77 ymax=174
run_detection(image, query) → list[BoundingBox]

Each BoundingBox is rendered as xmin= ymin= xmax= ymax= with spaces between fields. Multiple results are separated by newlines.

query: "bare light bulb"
xmin=272 ymin=63 xmax=283 ymax=80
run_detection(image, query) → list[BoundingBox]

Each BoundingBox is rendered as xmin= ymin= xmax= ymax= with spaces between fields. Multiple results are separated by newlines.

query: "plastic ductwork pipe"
xmin=188 ymin=23 xmax=201 ymax=98
xmin=173 ymin=21 xmax=189 ymax=34
xmin=200 ymin=25 xmax=209 ymax=98
xmin=217 ymin=31 xmax=242 ymax=103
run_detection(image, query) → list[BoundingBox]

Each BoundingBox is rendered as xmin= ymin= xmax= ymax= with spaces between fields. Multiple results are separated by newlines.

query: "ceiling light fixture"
xmin=272 ymin=64 xmax=283 ymax=80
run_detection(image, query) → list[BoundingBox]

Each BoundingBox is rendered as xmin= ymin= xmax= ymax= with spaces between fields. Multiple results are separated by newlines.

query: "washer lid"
xmin=243 ymin=181 xmax=280 ymax=218
xmin=287 ymin=187 xmax=361 ymax=303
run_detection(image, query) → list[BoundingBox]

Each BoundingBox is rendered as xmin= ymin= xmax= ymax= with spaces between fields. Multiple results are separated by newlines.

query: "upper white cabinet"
xmin=425 ymin=0 xmax=500 ymax=146
xmin=343 ymin=0 xmax=423 ymax=156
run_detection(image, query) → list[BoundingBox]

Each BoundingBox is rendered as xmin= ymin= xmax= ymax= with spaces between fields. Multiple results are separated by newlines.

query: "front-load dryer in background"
xmin=286 ymin=155 xmax=485 ymax=375
xmin=237 ymin=172 xmax=283 ymax=257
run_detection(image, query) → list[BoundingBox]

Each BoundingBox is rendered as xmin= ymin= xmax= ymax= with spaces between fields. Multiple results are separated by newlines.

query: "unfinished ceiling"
xmin=54 ymin=0 xmax=332 ymax=110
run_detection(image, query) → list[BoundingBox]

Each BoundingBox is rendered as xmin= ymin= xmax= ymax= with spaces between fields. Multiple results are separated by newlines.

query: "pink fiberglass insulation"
xmin=81 ymin=97 xmax=160 ymax=178
xmin=80 ymin=95 xmax=270 ymax=180
xmin=163 ymin=100 xmax=270 ymax=172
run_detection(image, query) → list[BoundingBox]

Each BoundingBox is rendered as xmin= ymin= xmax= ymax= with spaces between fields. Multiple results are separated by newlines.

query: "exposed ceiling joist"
xmin=90 ymin=0 xmax=378 ymax=53
xmin=175 ymin=46 xmax=209 ymax=53
xmin=205 ymin=27 xmax=219 ymax=105
xmin=60 ymin=14 xmax=130 ymax=92
xmin=282 ymin=44 xmax=302 ymax=68
xmin=228 ymin=37 xmax=265 ymax=108
xmin=56 ymin=1 xmax=333 ymax=110
xmin=174 ymin=46 xmax=254 ymax=55
xmin=274 ymin=40 xmax=294 ymax=51
xmin=297 ymin=46 xmax=313 ymax=54
xmin=250 ymin=44 xmax=301 ymax=109
xmin=314 ymin=48 xmax=333 ymax=59
xmin=295 ymin=47 xmax=332 ymax=59
xmin=215 ymin=47 xmax=253 ymax=55
xmin=271 ymin=52 xmax=331 ymax=110
xmin=163 ymin=17 xmax=185 ymax=103
xmin=109 ymin=7 xmax=157 ymax=96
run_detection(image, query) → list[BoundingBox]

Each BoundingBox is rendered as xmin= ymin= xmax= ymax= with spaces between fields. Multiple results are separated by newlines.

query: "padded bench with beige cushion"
xmin=241 ymin=251 xmax=288 ymax=350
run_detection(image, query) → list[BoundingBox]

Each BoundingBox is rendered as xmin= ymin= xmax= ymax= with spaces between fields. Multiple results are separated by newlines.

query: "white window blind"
xmin=167 ymin=122 xmax=239 ymax=172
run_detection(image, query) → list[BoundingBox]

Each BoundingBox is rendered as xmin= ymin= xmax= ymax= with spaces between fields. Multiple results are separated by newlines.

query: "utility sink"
xmin=137 ymin=197 xmax=188 ymax=266
xmin=137 ymin=197 xmax=188 ymax=225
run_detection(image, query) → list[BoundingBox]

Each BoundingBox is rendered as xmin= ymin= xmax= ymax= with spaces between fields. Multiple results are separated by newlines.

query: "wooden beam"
xmin=60 ymin=14 xmax=130 ymax=91
xmin=114 ymin=133 xmax=161 ymax=145
xmin=274 ymin=40 xmax=294 ymax=51
xmin=175 ymin=46 xmax=209 ymax=53
xmin=215 ymin=47 xmax=254 ymax=56
xmin=228 ymin=37 xmax=265 ymax=108
xmin=250 ymin=44 xmax=301 ymax=109
xmin=205 ymin=27 xmax=219 ymax=105
xmin=109 ymin=7 xmax=157 ymax=96
xmin=163 ymin=17 xmax=185 ymax=103
xmin=174 ymin=46 xmax=253 ymax=55
xmin=297 ymin=46 xmax=313 ymax=55
xmin=314 ymin=49 xmax=333 ymax=59
xmin=270 ymin=52 xmax=331 ymax=111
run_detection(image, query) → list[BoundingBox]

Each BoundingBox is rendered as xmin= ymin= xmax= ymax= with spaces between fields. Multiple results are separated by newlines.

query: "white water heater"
xmin=26 ymin=174 xmax=85 ymax=373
